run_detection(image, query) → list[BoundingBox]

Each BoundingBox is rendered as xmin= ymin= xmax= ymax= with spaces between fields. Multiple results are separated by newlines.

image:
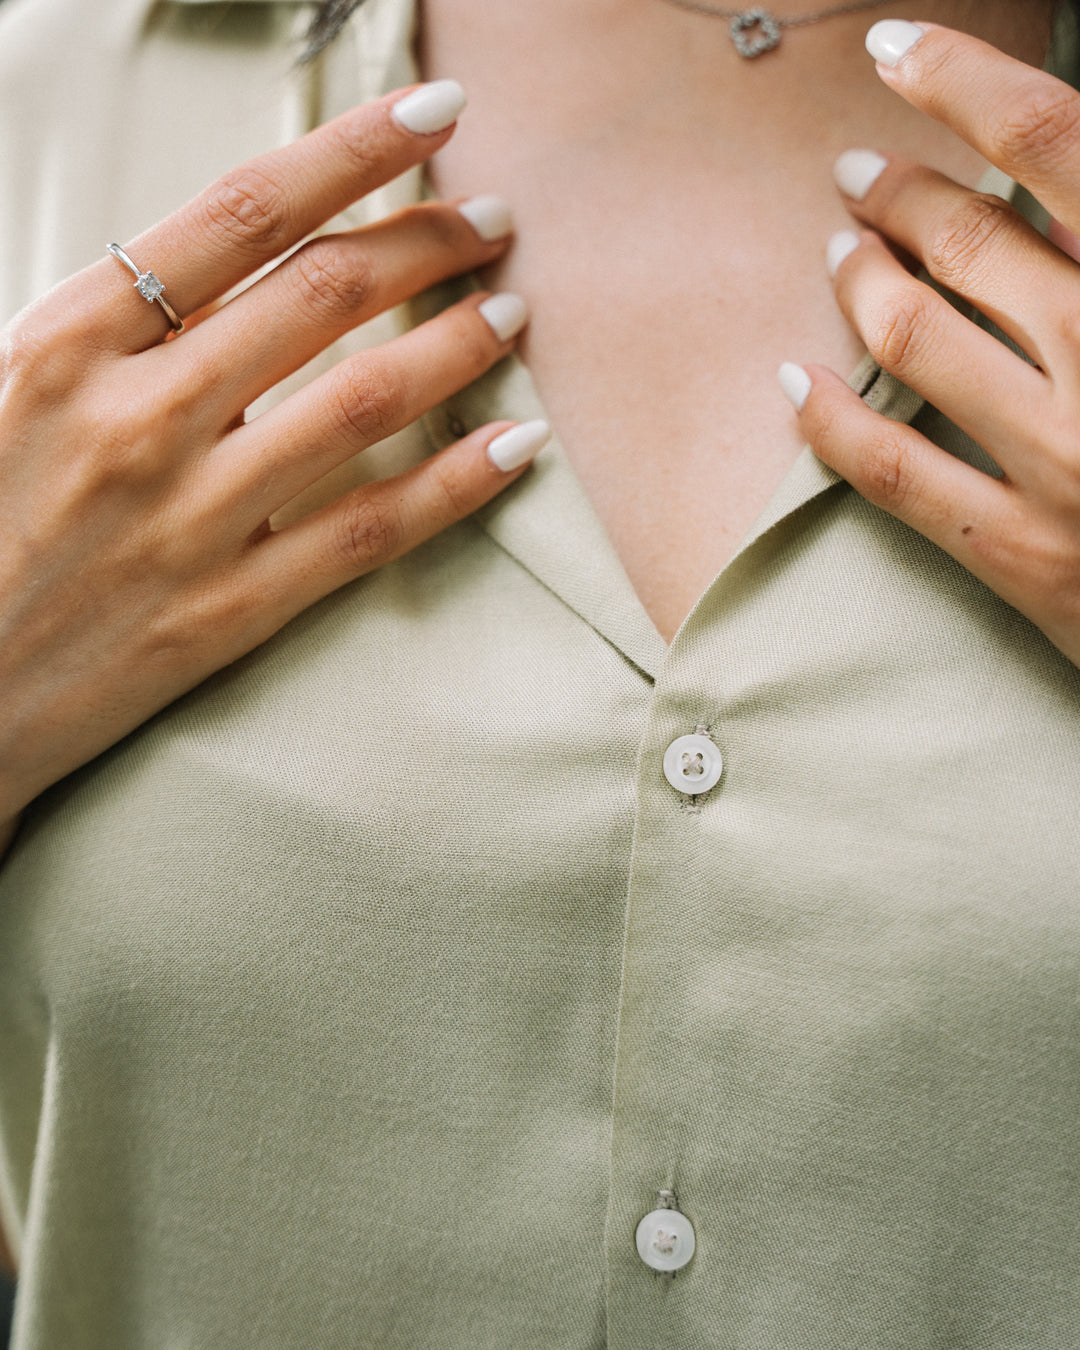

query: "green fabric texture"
xmin=2 ymin=1 xmax=1080 ymax=1346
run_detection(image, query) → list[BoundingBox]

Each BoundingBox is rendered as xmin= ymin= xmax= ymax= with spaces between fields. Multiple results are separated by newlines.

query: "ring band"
xmin=106 ymin=243 xmax=185 ymax=333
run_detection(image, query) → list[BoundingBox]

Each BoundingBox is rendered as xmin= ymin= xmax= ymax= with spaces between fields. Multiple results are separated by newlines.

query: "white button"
xmin=663 ymin=734 xmax=723 ymax=794
xmin=635 ymin=1207 xmax=696 ymax=1272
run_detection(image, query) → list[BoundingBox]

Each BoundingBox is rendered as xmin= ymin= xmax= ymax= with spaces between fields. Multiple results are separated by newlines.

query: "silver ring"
xmin=106 ymin=243 xmax=185 ymax=333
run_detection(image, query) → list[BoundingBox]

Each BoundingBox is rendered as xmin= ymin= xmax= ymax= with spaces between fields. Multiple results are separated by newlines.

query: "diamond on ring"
xmin=134 ymin=271 xmax=165 ymax=303
xmin=106 ymin=243 xmax=185 ymax=334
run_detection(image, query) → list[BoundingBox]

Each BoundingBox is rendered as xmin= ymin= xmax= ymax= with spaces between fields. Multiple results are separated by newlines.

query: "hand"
xmin=780 ymin=21 xmax=1080 ymax=669
xmin=0 ymin=82 xmax=543 ymax=822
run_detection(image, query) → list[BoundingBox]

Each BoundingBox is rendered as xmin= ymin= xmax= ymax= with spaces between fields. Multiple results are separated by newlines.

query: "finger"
xmin=212 ymin=292 xmax=529 ymax=527
xmin=828 ymin=229 xmax=1052 ymax=488
xmin=1048 ymin=215 xmax=1080 ymax=265
xmin=244 ymin=418 xmax=550 ymax=612
xmin=867 ymin=21 xmax=1080 ymax=237
xmin=164 ymin=198 xmax=513 ymax=419
xmin=833 ymin=151 xmax=1074 ymax=373
xmin=778 ymin=361 xmax=1023 ymax=585
xmin=70 ymin=81 xmax=468 ymax=352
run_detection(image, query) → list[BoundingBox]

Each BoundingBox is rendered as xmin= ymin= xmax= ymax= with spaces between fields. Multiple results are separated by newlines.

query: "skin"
xmin=0 ymin=88 xmax=532 ymax=832
xmin=436 ymin=1 xmax=1068 ymax=641
xmin=799 ymin=20 xmax=1080 ymax=669
xmin=419 ymin=0 xmax=1056 ymax=639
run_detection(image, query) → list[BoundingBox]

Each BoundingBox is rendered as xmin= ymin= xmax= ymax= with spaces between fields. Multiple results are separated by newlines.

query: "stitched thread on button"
xmin=664 ymin=723 xmax=722 ymax=805
xmin=686 ymin=724 xmax=717 ymax=802
xmin=636 ymin=1190 xmax=696 ymax=1280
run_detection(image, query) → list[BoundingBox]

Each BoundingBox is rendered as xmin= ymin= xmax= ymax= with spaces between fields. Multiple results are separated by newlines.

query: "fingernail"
xmin=487 ymin=419 xmax=551 ymax=472
xmin=833 ymin=149 xmax=888 ymax=201
xmin=458 ymin=195 xmax=514 ymax=242
xmin=478 ymin=292 xmax=528 ymax=341
xmin=392 ymin=79 xmax=466 ymax=135
xmin=778 ymin=362 xmax=812 ymax=412
xmin=826 ymin=229 xmax=862 ymax=278
xmin=866 ymin=19 xmax=926 ymax=67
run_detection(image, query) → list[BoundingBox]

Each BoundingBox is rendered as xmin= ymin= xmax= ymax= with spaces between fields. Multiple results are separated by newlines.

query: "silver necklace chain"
xmin=656 ymin=0 xmax=893 ymax=57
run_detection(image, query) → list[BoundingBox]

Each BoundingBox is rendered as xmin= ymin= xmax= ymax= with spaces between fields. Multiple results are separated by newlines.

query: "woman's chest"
xmin=421 ymin=122 xmax=992 ymax=641
xmin=469 ymin=180 xmax=873 ymax=637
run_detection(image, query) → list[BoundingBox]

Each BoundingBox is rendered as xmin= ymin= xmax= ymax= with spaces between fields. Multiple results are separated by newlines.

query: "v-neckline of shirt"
xmin=399 ymin=0 xmax=1075 ymax=682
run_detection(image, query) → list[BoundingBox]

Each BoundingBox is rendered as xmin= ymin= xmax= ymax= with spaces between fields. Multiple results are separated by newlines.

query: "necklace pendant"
xmin=729 ymin=8 xmax=782 ymax=57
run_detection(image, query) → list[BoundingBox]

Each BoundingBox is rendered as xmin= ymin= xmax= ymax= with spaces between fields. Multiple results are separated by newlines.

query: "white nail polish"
xmin=392 ymin=80 xmax=466 ymax=135
xmin=826 ymin=229 xmax=861 ymax=279
xmin=833 ymin=149 xmax=888 ymax=202
xmin=778 ymin=362 xmax=812 ymax=412
xmin=458 ymin=195 xmax=514 ymax=242
xmin=486 ymin=419 xmax=551 ymax=472
xmin=478 ymin=292 xmax=528 ymax=341
xmin=866 ymin=19 xmax=926 ymax=67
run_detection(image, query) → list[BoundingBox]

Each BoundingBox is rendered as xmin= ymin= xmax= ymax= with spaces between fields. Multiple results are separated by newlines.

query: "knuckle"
xmin=335 ymin=494 xmax=406 ymax=572
xmin=290 ymin=239 xmax=378 ymax=322
xmin=1012 ymin=524 xmax=1077 ymax=602
xmin=860 ymin=434 xmax=917 ymax=514
xmin=0 ymin=321 xmax=47 ymax=396
xmin=1 ymin=304 xmax=88 ymax=402
xmin=456 ymin=311 xmax=499 ymax=372
xmin=10 ymin=299 xmax=71 ymax=355
xmin=1036 ymin=408 xmax=1080 ymax=479
xmin=991 ymin=82 xmax=1080 ymax=169
xmin=413 ymin=204 xmax=464 ymax=253
xmin=1056 ymin=568 xmax=1080 ymax=628
xmin=803 ymin=391 xmax=848 ymax=451
xmin=1054 ymin=309 xmax=1080 ymax=378
xmin=328 ymin=363 xmax=402 ymax=445
xmin=427 ymin=454 xmax=476 ymax=519
xmin=150 ymin=375 xmax=213 ymax=436
xmin=202 ymin=166 xmax=291 ymax=255
xmin=1053 ymin=455 xmax=1080 ymax=511
xmin=1057 ymin=306 xmax=1080 ymax=353
xmin=77 ymin=400 xmax=151 ymax=484
xmin=70 ymin=379 xmax=183 ymax=488
xmin=926 ymin=194 xmax=1016 ymax=289
xmin=868 ymin=290 xmax=930 ymax=377
xmin=143 ymin=575 xmax=231 ymax=664
xmin=320 ymin=119 xmax=385 ymax=182
xmin=908 ymin=38 xmax=961 ymax=96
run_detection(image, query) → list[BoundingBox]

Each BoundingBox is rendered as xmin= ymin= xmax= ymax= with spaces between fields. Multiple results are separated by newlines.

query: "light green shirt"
xmin=2 ymin=1 xmax=1079 ymax=1346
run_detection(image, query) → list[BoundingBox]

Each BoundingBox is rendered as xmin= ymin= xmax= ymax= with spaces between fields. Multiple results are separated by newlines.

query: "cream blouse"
xmin=1 ymin=1 xmax=1080 ymax=1346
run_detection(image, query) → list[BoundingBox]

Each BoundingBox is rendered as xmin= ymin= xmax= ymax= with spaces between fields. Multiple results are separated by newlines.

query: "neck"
xmin=419 ymin=1 xmax=1055 ymax=147
xmin=419 ymin=0 xmax=1057 ymax=271
xmin=417 ymin=0 xmax=1059 ymax=641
